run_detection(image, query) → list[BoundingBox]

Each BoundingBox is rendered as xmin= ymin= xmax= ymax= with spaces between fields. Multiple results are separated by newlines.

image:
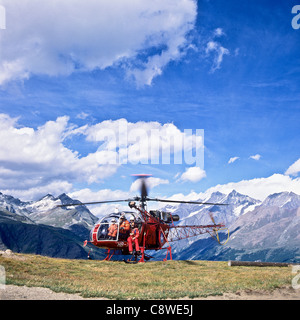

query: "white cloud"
xmin=179 ymin=166 xmax=206 ymax=183
xmin=214 ymin=28 xmax=225 ymax=37
xmin=76 ymin=112 xmax=89 ymax=120
xmin=228 ymin=156 xmax=239 ymax=164
xmin=205 ymin=40 xmax=229 ymax=72
xmin=285 ymin=158 xmax=300 ymax=176
xmin=199 ymin=173 xmax=300 ymax=201
xmin=0 ymin=0 xmax=197 ymax=86
xmin=64 ymin=171 xmax=300 ymax=215
xmin=68 ymin=188 xmax=131 ymax=217
xmin=250 ymin=154 xmax=261 ymax=161
xmin=58 ymin=171 xmax=300 ymax=217
xmin=130 ymin=177 xmax=169 ymax=193
xmin=0 ymin=114 xmax=202 ymax=200
xmin=69 ymin=188 xmax=130 ymax=203
xmin=0 ymin=114 xmax=119 ymax=197
xmin=1 ymin=180 xmax=73 ymax=202
xmin=85 ymin=118 xmax=204 ymax=166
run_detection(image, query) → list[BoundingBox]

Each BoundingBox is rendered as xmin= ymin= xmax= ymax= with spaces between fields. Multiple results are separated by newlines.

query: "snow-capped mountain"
xmin=162 ymin=190 xmax=261 ymax=231
xmin=0 ymin=192 xmax=32 ymax=217
xmin=25 ymin=193 xmax=98 ymax=230
xmin=0 ymin=190 xmax=299 ymax=262
xmin=153 ymin=190 xmax=261 ymax=260
xmin=0 ymin=192 xmax=98 ymax=230
xmin=0 ymin=192 xmax=100 ymax=259
xmin=261 ymin=191 xmax=300 ymax=209
xmin=171 ymin=191 xmax=300 ymax=263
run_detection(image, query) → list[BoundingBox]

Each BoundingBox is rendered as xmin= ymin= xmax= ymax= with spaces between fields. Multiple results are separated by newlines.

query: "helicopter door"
xmin=145 ymin=224 xmax=158 ymax=248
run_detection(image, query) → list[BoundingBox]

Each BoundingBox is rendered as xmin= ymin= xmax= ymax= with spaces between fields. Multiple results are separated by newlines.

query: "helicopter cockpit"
xmin=90 ymin=211 xmax=143 ymax=242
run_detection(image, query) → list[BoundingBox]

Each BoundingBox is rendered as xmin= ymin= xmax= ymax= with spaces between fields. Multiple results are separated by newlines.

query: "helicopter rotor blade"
xmin=56 ymin=199 xmax=135 ymax=208
xmin=146 ymin=198 xmax=228 ymax=206
xmin=140 ymin=179 xmax=148 ymax=200
xmin=131 ymin=174 xmax=151 ymax=201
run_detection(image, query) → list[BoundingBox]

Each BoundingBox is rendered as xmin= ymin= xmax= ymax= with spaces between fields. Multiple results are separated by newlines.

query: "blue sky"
xmin=0 ymin=0 xmax=299 ymax=210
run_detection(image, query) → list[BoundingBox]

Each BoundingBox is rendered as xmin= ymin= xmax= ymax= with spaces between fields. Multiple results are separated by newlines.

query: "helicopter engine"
xmin=150 ymin=210 xmax=179 ymax=223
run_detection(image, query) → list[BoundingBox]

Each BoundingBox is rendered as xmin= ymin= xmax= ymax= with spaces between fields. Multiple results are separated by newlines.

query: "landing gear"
xmin=124 ymin=248 xmax=153 ymax=263
xmin=163 ymin=246 xmax=173 ymax=261
xmin=103 ymin=249 xmax=116 ymax=261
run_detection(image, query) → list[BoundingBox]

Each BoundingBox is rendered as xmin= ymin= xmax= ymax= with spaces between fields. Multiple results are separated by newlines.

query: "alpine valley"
xmin=0 ymin=190 xmax=299 ymax=263
xmin=0 ymin=193 xmax=100 ymax=259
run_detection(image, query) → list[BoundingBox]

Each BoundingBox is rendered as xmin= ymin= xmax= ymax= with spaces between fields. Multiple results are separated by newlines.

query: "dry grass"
xmin=0 ymin=253 xmax=294 ymax=299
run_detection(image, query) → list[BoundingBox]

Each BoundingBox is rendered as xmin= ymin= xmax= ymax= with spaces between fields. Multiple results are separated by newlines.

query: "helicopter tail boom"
xmin=168 ymin=224 xmax=229 ymax=245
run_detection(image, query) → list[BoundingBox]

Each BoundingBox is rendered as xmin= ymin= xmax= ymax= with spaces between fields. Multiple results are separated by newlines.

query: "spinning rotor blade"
xmin=57 ymin=199 xmax=133 ymax=208
xmin=140 ymin=179 xmax=148 ymax=200
xmin=147 ymin=198 xmax=228 ymax=206
xmin=131 ymin=174 xmax=151 ymax=201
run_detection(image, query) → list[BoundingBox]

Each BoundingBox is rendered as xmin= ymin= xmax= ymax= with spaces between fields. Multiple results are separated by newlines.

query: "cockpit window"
xmin=93 ymin=211 xmax=142 ymax=241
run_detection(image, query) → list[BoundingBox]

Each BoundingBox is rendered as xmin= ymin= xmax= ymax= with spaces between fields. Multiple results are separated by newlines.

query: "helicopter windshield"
xmin=90 ymin=211 xmax=143 ymax=242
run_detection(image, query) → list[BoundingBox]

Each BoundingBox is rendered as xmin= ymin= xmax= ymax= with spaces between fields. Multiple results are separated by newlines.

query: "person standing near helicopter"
xmin=119 ymin=214 xmax=130 ymax=239
xmin=128 ymin=216 xmax=140 ymax=255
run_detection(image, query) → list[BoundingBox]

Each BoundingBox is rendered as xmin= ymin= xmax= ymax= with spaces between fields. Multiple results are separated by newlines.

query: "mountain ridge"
xmin=167 ymin=191 xmax=300 ymax=263
xmin=0 ymin=190 xmax=299 ymax=262
xmin=0 ymin=192 xmax=100 ymax=259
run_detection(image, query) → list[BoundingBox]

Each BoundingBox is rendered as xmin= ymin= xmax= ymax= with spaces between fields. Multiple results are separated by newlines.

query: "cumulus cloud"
xmin=0 ymin=0 xmax=197 ymax=86
xmin=228 ymin=156 xmax=239 ymax=164
xmin=205 ymin=41 xmax=229 ymax=72
xmin=68 ymin=188 xmax=131 ymax=217
xmin=0 ymin=114 xmax=117 ymax=199
xmin=213 ymin=28 xmax=225 ymax=37
xmin=1 ymin=180 xmax=73 ymax=202
xmin=204 ymin=28 xmax=229 ymax=73
xmin=285 ymin=158 xmax=300 ymax=176
xmin=179 ymin=166 xmax=206 ymax=183
xmin=130 ymin=177 xmax=169 ymax=193
xmin=67 ymin=171 xmax=300 ymax=215
xmin=0 ymin=114 xmax=118 ymax=188
xmin=250 ymin=154 xmax=261 ymax=161
xmin=199 ymin=174 xmax=300 ymax=201
xmin=0 ymin=114 xmax=202 ymax=200
xmin=85 ymin=118 xmax=204 ymax=166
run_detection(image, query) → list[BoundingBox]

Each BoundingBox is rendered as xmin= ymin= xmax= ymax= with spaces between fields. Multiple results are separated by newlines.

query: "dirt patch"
xmin=0 ymin=285 xmax=108 ymax=300
xmin=199 ymin=286 xmax=300 ymax=300
xmin=0 ymin=250 xmax=27 ymax=261
xmin=1 ymin=285 xmax=299 ymax=300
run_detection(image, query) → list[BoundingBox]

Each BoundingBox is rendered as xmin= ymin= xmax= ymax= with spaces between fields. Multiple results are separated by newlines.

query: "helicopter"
xmin=58 ymin=175 xmax=230 ymax=263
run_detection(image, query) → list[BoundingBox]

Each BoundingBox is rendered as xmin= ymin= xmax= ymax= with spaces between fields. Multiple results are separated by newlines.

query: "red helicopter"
xmin=58 ymin=175 xmax=229 ymax=263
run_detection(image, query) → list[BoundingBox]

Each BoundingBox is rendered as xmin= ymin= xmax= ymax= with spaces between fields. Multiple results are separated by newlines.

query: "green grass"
xmin=0 ymin=254 xmax=294 ymax=299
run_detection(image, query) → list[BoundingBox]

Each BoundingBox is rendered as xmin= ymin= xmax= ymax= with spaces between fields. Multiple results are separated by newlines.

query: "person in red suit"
xmin=127 ymin=217 xmax=140 ymax=255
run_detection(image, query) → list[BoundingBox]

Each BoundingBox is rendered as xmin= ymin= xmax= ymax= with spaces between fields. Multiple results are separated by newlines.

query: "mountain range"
xmin=0 ymin=192 xmax=100 ymax=259
xmin=0 ymin=190 xmax=299 ymax=262
xmin=156 ymin=190 xmax=300 ymax=263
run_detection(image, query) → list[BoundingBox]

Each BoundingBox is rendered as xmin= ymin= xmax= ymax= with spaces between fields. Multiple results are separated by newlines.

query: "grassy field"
xmin=0 ymin=253 xmax=295 ymax=300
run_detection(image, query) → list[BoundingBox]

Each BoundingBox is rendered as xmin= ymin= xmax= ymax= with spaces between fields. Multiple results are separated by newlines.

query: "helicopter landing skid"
xmin=124 ymin=250 xmax=152 ymax=263
xmin=163 ymin=246 xmax=173 ymax=261
xmin=103 ymin=249 xmax=119 ymax=261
